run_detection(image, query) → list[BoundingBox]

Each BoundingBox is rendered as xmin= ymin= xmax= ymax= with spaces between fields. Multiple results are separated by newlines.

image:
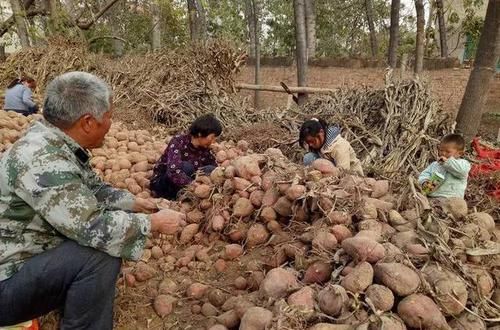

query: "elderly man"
xmin=0 ymin=72 xmax=184 ymax=329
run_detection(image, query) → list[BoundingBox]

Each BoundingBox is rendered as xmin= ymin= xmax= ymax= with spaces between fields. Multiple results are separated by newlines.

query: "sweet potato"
xmin=215 ymin=310 xmax=239 ymax=329
xmin=312 ymin=231 xmax=338 ymax=252
xmin=158 ymin=278 xmax=178 ymax=295
xmin=390 ymin=230 xmax=419 ymax=249
xmin=249 ymin=190 xmax=264 ymax=207
xmin=448 ymin=312 xmax=486 ymax=330
xmin=330 ymin=225 xmax=352 ymax=243
xmin=262 ymin=188 xmax=280 ymax=207
xmin=303 ymin=261 xmax=332 ymax=284
xmin=317 ymin=284 xmax=348 ymax=317
xmin=362 ymin=197 xmax=393 ymax=211
xmin=397 ymin=294 xmax=449 ymax=329
xmin=327 ymin=211 xmax=352 ymax=225
xmin=260 ymin=268 xmax=298 ymax=298
xmin=355 ymin=230 xmax=382 ymax=242
xmin=208 ymin=288 xmax=228 ymax=307
xmin=422 ymin=264 xmax=467 ymax=316
xmin=467 ymin=264 xmax=495 ymax=299
xmin=233 ymin=156 xmax=261 ymax=180
xmin=240 ymin=307 xmax=273 ymax=330
xmin=261 ymin=171 xmax=276 ymax=191
xmin=286 ymin=184 xmax=306 ymax=201
xmin=233 ymin=198 xmax=254 ymax=217
xmin=210 ymin=167 xmax=226 ymax=185
xmin=312 ymin=159 xmax=340 ymax=176
xmin=233 ymin=177 xmax=252 ymax=191
xmin=287 ymin=286 xmax=315 ymax=311
xmin=187 ymin=209 xmax=205 ymax=223
xmin=341 ymin=261 xmax=373 ymax=293
xmin=374 ymin=262 xmax=420 ymax=296
xmin=308 ymin=324 xmax=352 ymax=330
xmin=246 ymin=223 xmax=270 ymax=247
xmin=341 ymin=237 xmax=385 ymax=263
xmin=371 ymin=180 xmax=389 ymax=198
xmin=273 ymin=196 xmax=293 ymax=217
xmin=365 ymin=284 xmax=394 ymax=312
xmin=211 ymin=215 xmax=225 ymax=231
xmin=468 ymin=212 xmax=495 ymax=232
xmin=194 ymin=184 xmax=211 ymax=199
xmin=186 ymin=283 xmax=209 ymax=299
xmin=154 ymin=294 xmax=175 ymax=317
xmin=365 ymin=314 xmax=406 ymax=330
xmin=224 ymin=165 xmax=236 ymax=179
xmin=180 ymin=224 xmax=199 ymax=244
xmin=441 ymin=197 xmax=468 ymax=219
xmin=201 ymin=302 xmax=218 ymax=317
xmin=260 ymin=206 xmax=277 ymax=222
xmin=225 ymin=244 xmax=243 ymax=260
xmin=134 ymin=262 xmax=157 ymax=282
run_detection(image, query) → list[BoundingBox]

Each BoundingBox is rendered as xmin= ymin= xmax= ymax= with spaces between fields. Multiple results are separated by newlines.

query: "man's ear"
xmin=79 ymin=114 xmax=94 ymax=134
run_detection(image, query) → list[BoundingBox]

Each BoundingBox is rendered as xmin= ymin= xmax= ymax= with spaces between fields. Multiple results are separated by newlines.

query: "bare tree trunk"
xmin=365 ymin=0 xmax=378 ymax=58
xmin=187 ymin=0 xmax=207 ymax=41
xmin=425 ymin=0 xmax=435 ymax=57
xmin=244 ymin=0 xmax=256 ymax=57
xmin=152 ymin=1 xmax=162 ymax=50
xmin=436 ymin=0 xmax=448 ymax=57
xmin=0 ymin=44 xmax=5 ymax=62
xmin=252 ymin=0 xmax=261 ymax=109
xmin=294 ymin=0 xmax=308 ymax=105
xmin=414 ymin=0 xmax=425 ymax=74
xmin=456 ymin=0 xmax=500 ymax=141
xmin=305 ymin=0 xmax=316 ymax=58
xmin=388 ymin=0 xmax=400 ymax=68
xmin=9 ymin=0 xmax=30 ymax=47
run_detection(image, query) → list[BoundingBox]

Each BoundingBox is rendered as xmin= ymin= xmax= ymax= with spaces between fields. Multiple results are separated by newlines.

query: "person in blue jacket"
xmin=419 ymin=134 xmax=471 ymax=198
xmin=4 ymin=76 xmax=39 ymax=115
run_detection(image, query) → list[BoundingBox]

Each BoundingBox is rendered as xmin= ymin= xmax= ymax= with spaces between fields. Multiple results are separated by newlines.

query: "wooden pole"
xmin=236 ymin=83 xmax=334 ymax=94
xmin=294 ymin=0 xmax=308 ymax=105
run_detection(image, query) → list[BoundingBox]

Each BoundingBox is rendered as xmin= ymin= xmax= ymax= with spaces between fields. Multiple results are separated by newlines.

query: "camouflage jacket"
xmin=0 ymin=120 xmax=150 ymax=281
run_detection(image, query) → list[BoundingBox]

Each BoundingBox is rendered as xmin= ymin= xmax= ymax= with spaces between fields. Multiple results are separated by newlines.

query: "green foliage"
xmin=207 ymin=0 xmax=246 ymax=44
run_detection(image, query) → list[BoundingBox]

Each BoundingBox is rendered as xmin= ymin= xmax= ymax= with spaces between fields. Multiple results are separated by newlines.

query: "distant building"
xmin=443 ymin=0 xmax=487 ymax=63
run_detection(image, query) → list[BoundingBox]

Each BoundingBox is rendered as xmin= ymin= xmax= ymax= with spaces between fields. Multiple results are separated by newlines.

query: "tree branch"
xmin=0 ymin=0 xmax=46 ymax=38
xmin=76 ymin=0 xmax=121 ymax=30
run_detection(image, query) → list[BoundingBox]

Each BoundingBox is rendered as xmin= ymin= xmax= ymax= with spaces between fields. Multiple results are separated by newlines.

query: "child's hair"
xmin=7 ymin=76 xmax=35 ymax=89
xmin=189 ymin=113 xmax=223 ymax=137
xmin=441 ymin=133 xmax=466 ymax=151
xmin=299 ymin=118 xmax=328 ymax=149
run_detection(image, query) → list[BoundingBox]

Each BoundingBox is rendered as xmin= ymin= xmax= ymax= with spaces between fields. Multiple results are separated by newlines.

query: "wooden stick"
xmin=235 ymin=82 xmax=335 ymax=94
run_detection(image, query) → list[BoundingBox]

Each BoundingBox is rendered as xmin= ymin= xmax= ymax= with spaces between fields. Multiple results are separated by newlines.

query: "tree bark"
xmin=9 ymin=0 xmax=31 ymax=47
xmin=305 ymin=0 xmax=316 ymax=58
xmin=187 ymin=0 xmax=207 ymax=41
xmin=388 ymin=0 xmax=400 ymax=68
xmin=456 ymin=0 xmax=500 ymax=141
xmin=76 ymin=0 xmax=121 ymax=30
xmin=0 ymin=44 xmax=5 ymax=62
xmin=252 ymin=0 xmax=261 ymax=109
xmin=414 ymin=0 xmax=425 ymax=74
xmin=294 ymin=0 xmax=308 ymax=105
xmin=425 ymin=0 xmax=435 ymax=57
xmin=436 ymin=0 xmax=448 ymax=57
xmin=365 ymin=0 xmax=378 ymax=58
xmin=152 ymin=1 xmax=162 ymax=50
xmin=244 ymin=0 xmax=256 ymax=57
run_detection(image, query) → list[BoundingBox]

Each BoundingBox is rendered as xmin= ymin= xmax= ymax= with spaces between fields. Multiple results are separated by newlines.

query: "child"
xmin=299 ymin=118 xmax=364 ymax=176
xmin=418 ymin=134 xmax=471 ymax=198
xmin=150 ymin=114 xmax=222 ymax=200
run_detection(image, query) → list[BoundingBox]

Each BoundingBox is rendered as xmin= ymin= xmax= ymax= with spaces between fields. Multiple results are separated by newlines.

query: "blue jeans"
xmin=303 ymin=152 xmax=320 ymax=166
xmin=0 ymin=240 xmax=121 ymax=329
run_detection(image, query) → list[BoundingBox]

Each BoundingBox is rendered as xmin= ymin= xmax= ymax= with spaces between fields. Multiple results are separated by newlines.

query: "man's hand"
xmin=133 ymin=197 xmax=158 ymax=214
xmin=150 ymin=209 xmax=186 ymax=234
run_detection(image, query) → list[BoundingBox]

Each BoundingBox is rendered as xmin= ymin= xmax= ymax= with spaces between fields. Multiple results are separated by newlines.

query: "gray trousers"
xmin=0 ymin=240 xmax=121 ymax=329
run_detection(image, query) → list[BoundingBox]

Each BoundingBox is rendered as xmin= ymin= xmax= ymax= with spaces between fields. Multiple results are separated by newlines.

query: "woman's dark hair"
xmin=7 ymin=76 xmax=35 ymax=89
xmin=189 ymin=113 xmax=223 ymax=137
xmin=299 ymin=118 xmax=328 ymax=149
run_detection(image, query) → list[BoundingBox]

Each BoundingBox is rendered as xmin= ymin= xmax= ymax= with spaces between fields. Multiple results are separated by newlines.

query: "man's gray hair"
xmin=43 ymin=71 xmax=112 ymax=127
